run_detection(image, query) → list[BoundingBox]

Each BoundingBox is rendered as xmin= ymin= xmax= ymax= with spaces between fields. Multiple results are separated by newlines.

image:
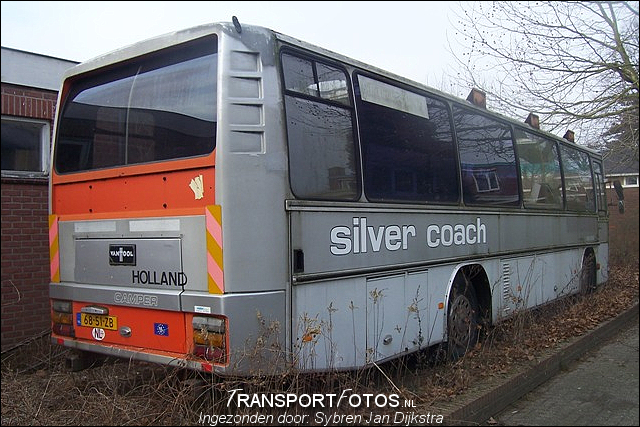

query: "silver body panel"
xmin=288 ymin=204 xmax=605 ymax=370
xmin=288 ymin=204 xmax=599 ymax=282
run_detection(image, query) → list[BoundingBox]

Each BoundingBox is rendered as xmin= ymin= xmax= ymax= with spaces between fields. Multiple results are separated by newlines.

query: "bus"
xmin=49 ymin=20 xmax=612 ymax=375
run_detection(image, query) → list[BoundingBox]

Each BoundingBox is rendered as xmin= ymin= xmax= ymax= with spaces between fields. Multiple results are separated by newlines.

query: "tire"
xmin=579 ymin=252 xmax=597 ymax=295
xmin=447 ymin=274 xmax=480 ymax=360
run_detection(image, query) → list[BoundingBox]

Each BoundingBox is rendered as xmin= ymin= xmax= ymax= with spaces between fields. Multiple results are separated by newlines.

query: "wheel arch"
xmin=444 ymin=263 xmax=493 ymax=338
xmin=580 ymin=247 xmax=598 ymax=294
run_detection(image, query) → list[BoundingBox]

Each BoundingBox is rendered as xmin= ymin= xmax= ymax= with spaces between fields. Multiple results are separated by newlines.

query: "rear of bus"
xmin=49 ymin=23 xmax=288 ymax=374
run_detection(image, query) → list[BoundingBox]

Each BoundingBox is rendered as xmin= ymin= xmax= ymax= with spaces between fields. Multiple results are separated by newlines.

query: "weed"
xmin=2 ymin=261 xmax=637 ymax=426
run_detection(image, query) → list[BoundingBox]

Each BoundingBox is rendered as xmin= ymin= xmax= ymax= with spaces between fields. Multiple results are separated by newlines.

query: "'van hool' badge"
xmin=109 ymin=244 xmax=136 ymax=266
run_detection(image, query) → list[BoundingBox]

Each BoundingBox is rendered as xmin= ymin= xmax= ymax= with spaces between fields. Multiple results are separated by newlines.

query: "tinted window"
xmin=55 ymin=36 xmax=217 ymax=173
xmin=1 ymin=117 xmax=49 ymax=175
xmin=560 ymin=145 xmax=596 ymax=212
xmin=515 ymin=128 xmax=563 ymax=210
xmin=282 ymin=53 xmax=358 ymax=200
xmin=453 ymin=106 xmax=519 ymax=206
xmin=356 ymin=75 xmax=458 ymax=203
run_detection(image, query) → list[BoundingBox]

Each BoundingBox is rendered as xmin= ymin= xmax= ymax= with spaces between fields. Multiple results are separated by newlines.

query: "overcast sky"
xmin=1 ymin=1 xmax=466 ymax=90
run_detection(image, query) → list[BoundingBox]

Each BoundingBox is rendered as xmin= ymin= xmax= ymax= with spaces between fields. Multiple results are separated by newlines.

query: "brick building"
xmin=605 ymin=152 xmax=640 ymax=264
xmin=1 ymin=47 xmax=77 ymax=351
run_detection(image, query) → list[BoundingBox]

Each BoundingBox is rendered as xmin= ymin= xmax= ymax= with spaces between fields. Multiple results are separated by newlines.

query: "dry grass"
xmin=2 ymin=260 xmax=638 ymax=426
xmin=411 ymin=260 xmax=639 ymax=407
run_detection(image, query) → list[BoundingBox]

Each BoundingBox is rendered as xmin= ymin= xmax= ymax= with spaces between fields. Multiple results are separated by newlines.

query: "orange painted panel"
xmin=52 ymin=167 xmax=215 ymax=216
xmin=72 ymin=302 xmax=187 ymax=353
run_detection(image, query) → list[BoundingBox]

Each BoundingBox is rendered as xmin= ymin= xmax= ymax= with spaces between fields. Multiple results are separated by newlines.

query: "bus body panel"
xmin=51 ymin=167 xmax=215 ymax=215
xmin=71 ymin=302 xmax=187 ymax=353
xmin=289 ymin=207 xmax=599 ymax=281
xmin=180 ymin=290 xmax=286 ymax=374
xmin=291 ymin=245 xmax=600 ymax=371
xmin=50 ymin=282 xmax=182 ymax=311
xmin=289 ymin=206 xmax=605 ymax=371
xmin=51 ymin=290 xmax=286 ymax=374
xmin=56 ymin=216 xmax=208 ymax=294
xmin=595 ymin=242 xmax=609 ymax=285
xmin=499 ymin=248 xmax=585 ymax=315
xmin=215 ymin=25 xmax=290 ymax=295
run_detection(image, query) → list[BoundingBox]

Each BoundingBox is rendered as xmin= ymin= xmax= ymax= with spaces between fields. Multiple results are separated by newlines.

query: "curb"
xmin=440 ymin=303 xmax=640 ymax=425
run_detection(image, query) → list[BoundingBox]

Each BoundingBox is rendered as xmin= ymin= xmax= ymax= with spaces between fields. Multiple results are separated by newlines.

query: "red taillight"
xmin=52 ymin=323 xmax=74 ymax=337
xmin=193 ymin=329 xmax=224 ymax=347
xmin=192 ymin=316 xmax=226 ymax=364
xmin=194 ymin=345 xmax=225 ymax=362
xmin=51 ymin=299 xmax=75 ymax=337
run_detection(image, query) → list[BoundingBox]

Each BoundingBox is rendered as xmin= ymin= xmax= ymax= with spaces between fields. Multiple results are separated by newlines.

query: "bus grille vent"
xmin=502 ymin=262 xmax=511 ymax=314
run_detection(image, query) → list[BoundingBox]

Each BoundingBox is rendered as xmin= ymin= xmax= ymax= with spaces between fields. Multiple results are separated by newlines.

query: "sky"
xmin=1 ymin=1 xmax=466 ymax=91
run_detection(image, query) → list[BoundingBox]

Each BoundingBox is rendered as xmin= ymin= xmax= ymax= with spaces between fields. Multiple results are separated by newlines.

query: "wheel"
xmin=447 ymin=274 xmax=480 ymax=360
xmin=579 ymin=253 xmax=596 ymax=295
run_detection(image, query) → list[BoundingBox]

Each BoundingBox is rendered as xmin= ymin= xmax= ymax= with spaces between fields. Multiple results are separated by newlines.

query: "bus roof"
xmin=61 ymin=20 xmax=602 ymax=158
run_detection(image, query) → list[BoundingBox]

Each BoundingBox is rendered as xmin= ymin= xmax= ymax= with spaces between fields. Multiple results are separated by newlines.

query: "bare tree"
xmin=449 ymin=1 xmax=638 ymax=159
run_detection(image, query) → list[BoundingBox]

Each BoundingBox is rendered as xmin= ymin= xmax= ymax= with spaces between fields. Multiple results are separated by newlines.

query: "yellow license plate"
xmin=80 ymin=313 xmax=118 ymax=330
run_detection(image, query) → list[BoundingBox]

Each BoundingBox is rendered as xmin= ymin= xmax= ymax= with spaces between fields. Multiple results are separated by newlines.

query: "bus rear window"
xmin=55 ymin=35 xmax=217 ymax=174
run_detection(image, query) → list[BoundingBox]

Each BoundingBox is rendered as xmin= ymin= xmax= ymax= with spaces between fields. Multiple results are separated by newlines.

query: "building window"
xmin=1 ymin=116 xmax=50 ymax=177
xmin=625 ymin=176 xmax=638 ymax=187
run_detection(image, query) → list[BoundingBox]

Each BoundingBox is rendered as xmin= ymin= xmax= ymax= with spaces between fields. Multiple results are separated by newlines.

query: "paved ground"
xmin=437 ymin=304 xmax=639 ymax=426
xmin=494 ymin=320 xmax=639 ymax=426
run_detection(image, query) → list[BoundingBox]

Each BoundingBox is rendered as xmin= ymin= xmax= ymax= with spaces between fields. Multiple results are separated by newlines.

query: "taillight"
xmin=51 ymin=299 xmax=74 ymax=337
xmin=192 ymin=316 xmax=226 ymax=364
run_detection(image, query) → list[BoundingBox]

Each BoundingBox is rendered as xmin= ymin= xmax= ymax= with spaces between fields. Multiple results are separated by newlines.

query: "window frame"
xmin=353 ymin=70 xmax=460 ymax=205
xmin=280 ymin=48 xmax=361 ymax=201
xmin=452 ymin=104 xmax=520 ymax=207
xmin=624 ymin=176 xmax=638 ymax=187
xmin=514 ymin=127 xmax=565 ymax=211
xmin=591 ymin=158 xmax=608 ymax=214
xmin=558 ymin=142 xmax=597 ymax=213
xmin=1 ymin=115 xmax=51 ymax=178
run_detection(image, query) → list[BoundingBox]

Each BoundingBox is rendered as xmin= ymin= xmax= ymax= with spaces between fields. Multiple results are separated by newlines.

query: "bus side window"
xmin=281 ymin=52 xmax=359 ymax=201
xmin=355 ymin=74 xmax=459 ymax=204
xmin=514 ymin=128 xmax=563 ymax=210
xmin=592 ymin=160 xmax=608 ymax=214
xmin=453 ymin=105 xmax=519 ymax=207
xmin=559 ymin=145 xmax=596 ymax=212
